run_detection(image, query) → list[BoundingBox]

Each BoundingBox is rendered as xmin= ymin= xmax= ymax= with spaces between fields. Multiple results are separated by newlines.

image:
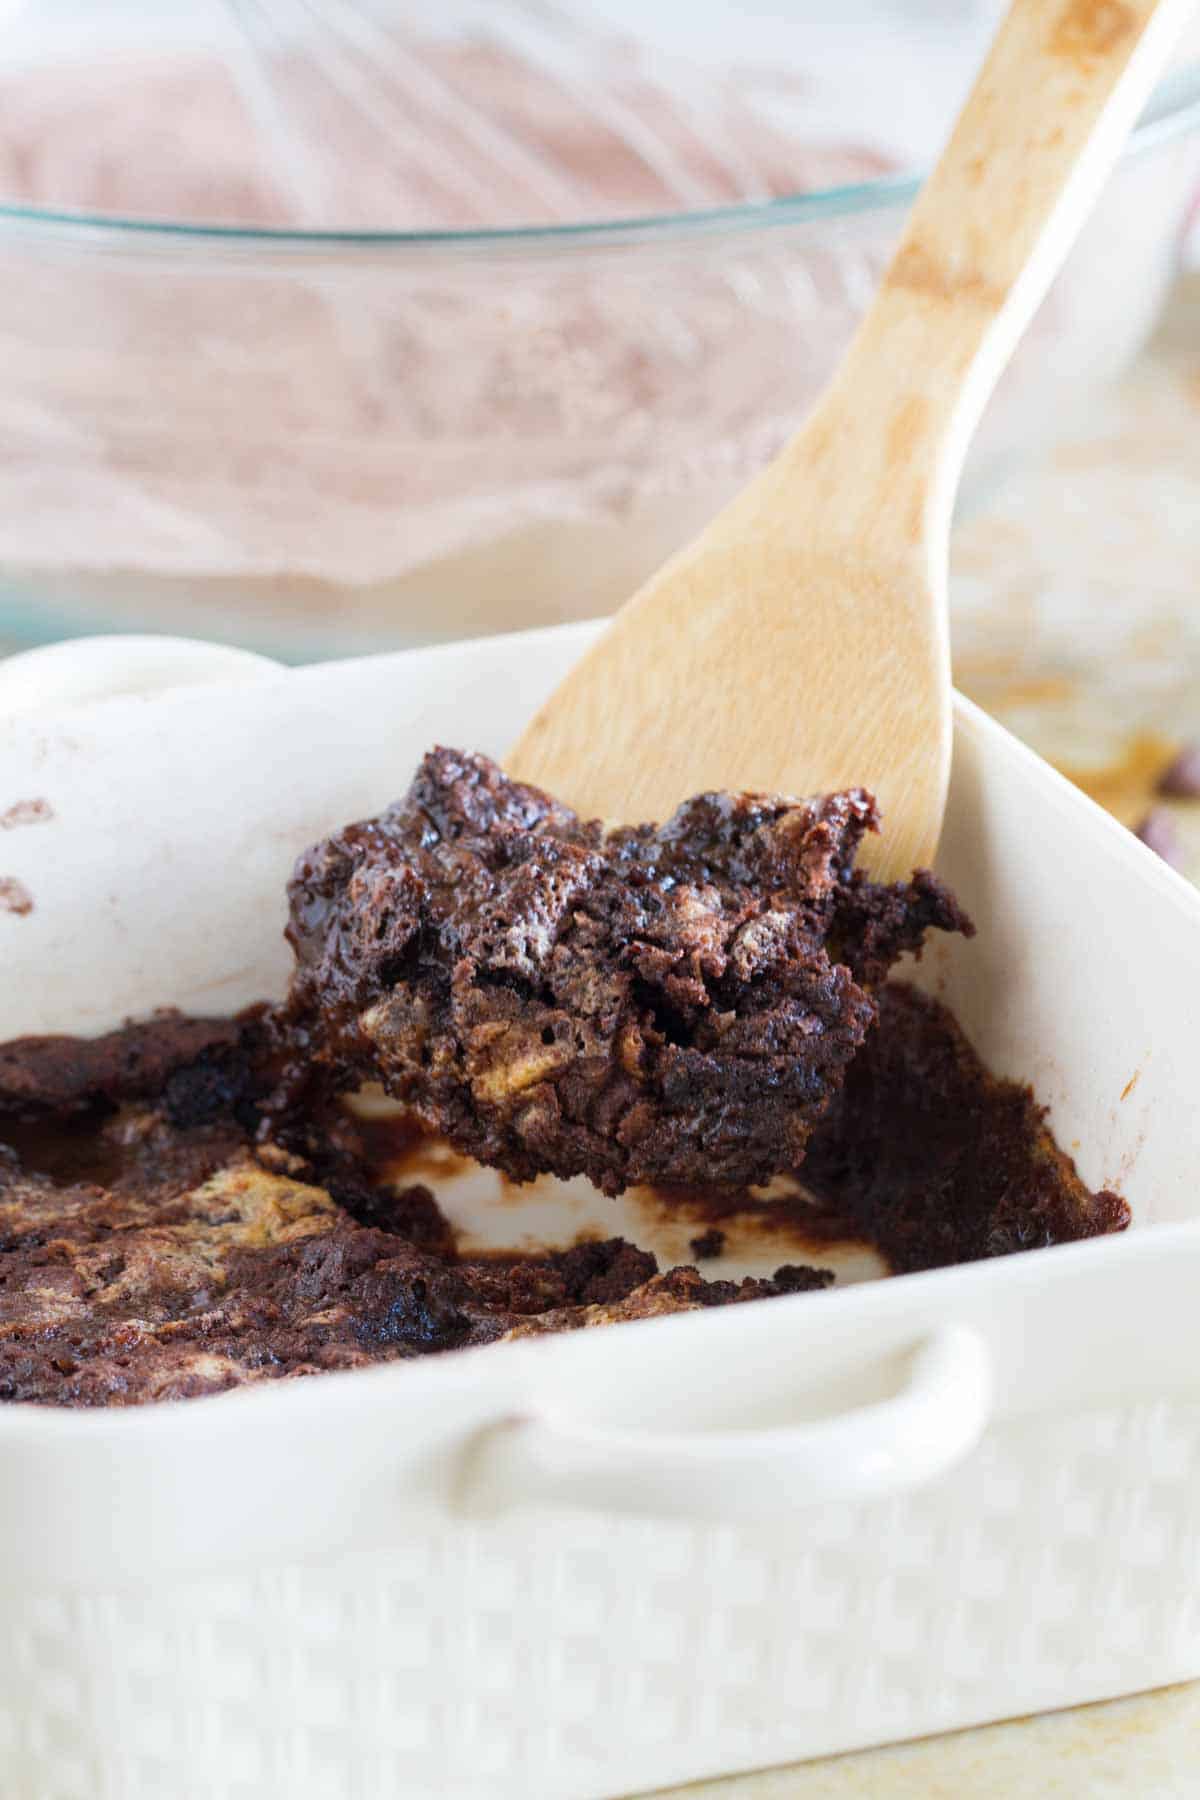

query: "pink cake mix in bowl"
xmin=0 ymin=0 xmax=1196 ymax=658
xmin=0 ymin=41 xmax=894 ymax=231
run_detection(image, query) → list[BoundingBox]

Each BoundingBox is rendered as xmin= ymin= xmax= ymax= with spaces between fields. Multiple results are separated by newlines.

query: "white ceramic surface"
xmin=0 ymin=632 xmax=280 ymax=717
xmin=1 ymin=623 xmax=1199 ymax=1799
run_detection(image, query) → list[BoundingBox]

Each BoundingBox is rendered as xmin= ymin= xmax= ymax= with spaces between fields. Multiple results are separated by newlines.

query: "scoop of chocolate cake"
xmin=284 ymin=748 xmax=971 ymax=1194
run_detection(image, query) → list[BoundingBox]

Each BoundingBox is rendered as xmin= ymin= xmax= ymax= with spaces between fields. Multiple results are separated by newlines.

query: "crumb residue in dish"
xmin=0 ymin=877 xmax=33 ymax=916
xmin=0 ymin=798 xmax=53 ymax=830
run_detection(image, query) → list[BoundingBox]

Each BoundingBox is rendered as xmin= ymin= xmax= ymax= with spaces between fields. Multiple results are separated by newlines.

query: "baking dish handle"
xmin=463 ymin=1323 xmax=991 ymax=1522
xmin=0 ymin=633 xmax=280 ymax=718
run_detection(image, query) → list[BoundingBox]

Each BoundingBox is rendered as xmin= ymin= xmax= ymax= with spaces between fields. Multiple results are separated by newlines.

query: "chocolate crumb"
xmin=689 ymin=1227 xmax=725 ymax=1260
xmin=1133 ymin=807 xmax=1182 ymax=868
xmin=1156 ymin=744 xmax=1200 ymax=800
xmin=0 ymin=877 xmax=33 ymax=916
xmin=0 ymin=799 xmax=53 ymax=830
xmin=770 ymin=1264 xmax=835 ymax=1294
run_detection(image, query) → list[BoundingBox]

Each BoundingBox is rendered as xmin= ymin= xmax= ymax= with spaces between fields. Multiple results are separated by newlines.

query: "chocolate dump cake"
xmin=0 ymin=751 xmax=1128 ymax=1408
xmin=284 ymin=748 xmax=970 ymax=1194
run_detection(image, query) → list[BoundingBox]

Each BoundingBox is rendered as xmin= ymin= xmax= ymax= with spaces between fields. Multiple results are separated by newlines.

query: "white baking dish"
xmin=2 ymin=622 xmax=1200 ymax=1800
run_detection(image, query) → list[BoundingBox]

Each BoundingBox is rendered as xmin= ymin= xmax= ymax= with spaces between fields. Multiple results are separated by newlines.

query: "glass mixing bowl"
xmin=0 ymin=3 xmax=1197 ymax=659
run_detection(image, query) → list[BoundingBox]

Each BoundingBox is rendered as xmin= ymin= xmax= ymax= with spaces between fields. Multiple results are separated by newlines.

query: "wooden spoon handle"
xmin=797 ymin=0 xmax=1194 ymax=543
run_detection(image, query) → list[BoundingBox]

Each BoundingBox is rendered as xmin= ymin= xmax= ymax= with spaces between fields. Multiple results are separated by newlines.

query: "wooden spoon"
xmin=509 ymin=0 xmax=1194 ymax=879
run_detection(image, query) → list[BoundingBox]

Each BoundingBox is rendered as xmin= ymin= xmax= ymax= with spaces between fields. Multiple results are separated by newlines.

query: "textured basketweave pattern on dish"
xmin=5 ymin=1402 xmax=1200 ymax=1800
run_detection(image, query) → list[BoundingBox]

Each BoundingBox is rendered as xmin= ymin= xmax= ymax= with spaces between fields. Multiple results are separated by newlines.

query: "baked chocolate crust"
xmin=284 ymin=748 xmax=972 ymax=1194
xmin=0 ymin=1122 xmax=829 ymax=1407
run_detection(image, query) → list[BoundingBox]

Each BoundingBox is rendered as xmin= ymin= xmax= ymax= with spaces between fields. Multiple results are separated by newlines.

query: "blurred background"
xmin=1 ymin=0 xmax=1200 ymax=855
